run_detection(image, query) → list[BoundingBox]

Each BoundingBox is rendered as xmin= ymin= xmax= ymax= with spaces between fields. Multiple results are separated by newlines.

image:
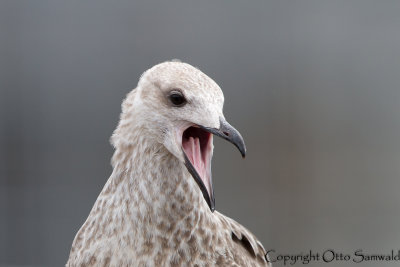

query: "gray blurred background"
xmin=1 ymin=1 xmax=400 ymax=266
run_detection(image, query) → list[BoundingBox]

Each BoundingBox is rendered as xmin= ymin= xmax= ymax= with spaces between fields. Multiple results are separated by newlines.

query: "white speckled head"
xmin=113 ymin=61 xmax=225 ymax=162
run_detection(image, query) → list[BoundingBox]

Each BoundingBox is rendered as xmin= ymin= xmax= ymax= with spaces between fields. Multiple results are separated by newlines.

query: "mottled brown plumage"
xmin=67 ymin=61 xmax=270 ymax=266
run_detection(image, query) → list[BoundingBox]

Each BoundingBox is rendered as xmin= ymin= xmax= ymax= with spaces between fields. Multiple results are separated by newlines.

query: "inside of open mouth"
xmin=182 ymin=126 xmax=213 ymax=196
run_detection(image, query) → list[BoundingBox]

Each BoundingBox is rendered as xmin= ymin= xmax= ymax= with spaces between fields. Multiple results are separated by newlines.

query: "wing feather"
xmin=214 ymin=211 xmax=270 ymax=266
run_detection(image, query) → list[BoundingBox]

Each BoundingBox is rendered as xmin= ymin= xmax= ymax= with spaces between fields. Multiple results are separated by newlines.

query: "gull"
xmin=66 ymin=61 xmax=270 ymax=266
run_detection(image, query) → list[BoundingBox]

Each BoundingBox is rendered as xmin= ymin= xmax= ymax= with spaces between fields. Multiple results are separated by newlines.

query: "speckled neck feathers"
xmin=67 ymin=111 xmax=211 ymax=266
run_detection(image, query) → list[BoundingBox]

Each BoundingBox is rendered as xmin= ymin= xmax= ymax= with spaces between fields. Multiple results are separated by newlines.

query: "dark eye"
xmin=169 ymin=90 xmax=186 ymax=106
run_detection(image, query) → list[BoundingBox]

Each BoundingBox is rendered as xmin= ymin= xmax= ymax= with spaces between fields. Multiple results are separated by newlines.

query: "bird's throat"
xmin=109 ymin=141 xmax=208 ymax=225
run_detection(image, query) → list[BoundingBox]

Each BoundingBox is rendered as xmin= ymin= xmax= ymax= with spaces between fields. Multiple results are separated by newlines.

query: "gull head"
xmin=114 ymin=61 xmax=246 ymax=212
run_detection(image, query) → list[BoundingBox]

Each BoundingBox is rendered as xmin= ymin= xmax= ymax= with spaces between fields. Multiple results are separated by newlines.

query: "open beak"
xmin=182 ymin=118 xmax=246 ymax=212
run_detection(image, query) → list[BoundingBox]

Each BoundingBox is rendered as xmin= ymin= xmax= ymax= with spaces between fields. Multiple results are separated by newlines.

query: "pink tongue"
xmin=183 ymin=137 xmax=211 ymax=195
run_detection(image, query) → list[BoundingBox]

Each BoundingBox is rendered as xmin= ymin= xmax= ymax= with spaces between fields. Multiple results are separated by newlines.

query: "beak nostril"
xmin=223 ymin=131 xmax=229 ymax=136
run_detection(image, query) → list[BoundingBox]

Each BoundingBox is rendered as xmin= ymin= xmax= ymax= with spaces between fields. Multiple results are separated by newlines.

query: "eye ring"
xmin=169 ymin=90 xmax=187 ymax=107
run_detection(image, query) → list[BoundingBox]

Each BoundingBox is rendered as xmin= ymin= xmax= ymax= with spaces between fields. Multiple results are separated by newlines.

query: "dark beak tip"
xmin=239 ymin=144 xmax=246 ymax=158
xmin=238 ymin=146 xmax=246 ymax=158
